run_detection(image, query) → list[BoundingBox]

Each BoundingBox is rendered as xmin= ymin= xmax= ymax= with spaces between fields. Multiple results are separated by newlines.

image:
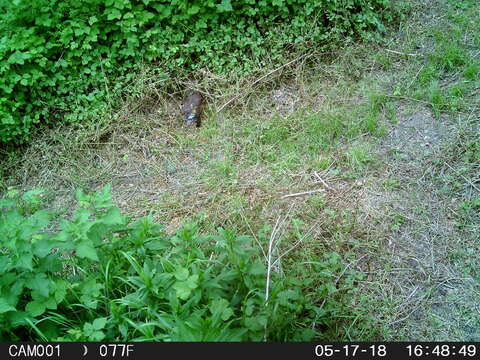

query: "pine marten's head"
xmin=181 ymin=92 xmax=203 ymax=127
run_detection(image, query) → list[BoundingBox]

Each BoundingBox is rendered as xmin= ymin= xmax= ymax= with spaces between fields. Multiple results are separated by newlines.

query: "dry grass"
xmin=1 ymin=0 xmax=479 ymax=341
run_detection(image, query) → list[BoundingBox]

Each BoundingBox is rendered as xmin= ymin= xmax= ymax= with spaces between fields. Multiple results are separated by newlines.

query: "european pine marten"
xmin=181 ymin=92 xmax=203 ymax=127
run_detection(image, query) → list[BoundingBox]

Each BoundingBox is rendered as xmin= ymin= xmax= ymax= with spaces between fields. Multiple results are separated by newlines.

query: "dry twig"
xmin=385 ymin=49 xmax=421 ymax=57
xmin=282 ymin=188 xmax=325 ymax=199
xmin=313 ymin=170 xmax=332 ymax=190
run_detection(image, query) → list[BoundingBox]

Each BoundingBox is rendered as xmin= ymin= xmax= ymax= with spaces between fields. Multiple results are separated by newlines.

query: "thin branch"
xmin=265 ymin=216 xmax=281 ymax=304
xmin=385 ymin=48 xmax=421 ymax=57
xmin=282 ymin=188 xmax=325 ymax=199
xmin=313 ymin=171 xmax=332 ymax=190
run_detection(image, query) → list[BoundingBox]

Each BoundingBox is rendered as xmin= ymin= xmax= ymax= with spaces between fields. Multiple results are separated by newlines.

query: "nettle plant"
xmin=1 ymin=185 xmax=358 ymax=341
xmin=0 ymin=0 xmax=394 ymax=145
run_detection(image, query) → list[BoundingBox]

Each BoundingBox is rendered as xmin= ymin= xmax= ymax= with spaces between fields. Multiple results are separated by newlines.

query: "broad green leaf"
xmin=76 ymin=240 xmax=99 ymax=261
xmin=53 ymin=280 xmax=68 ymax=303
xmin=8 ymin=311 xmax=30 ymax=327
xmin=209 ymin=298 xmax=233 ymax=322
xmin=26 ymin=274 xmax=50 ymax=297
xmin=83 ymin=322 xmax=94 ymax=334
xmin=174 ymin=267 xmax=189 ymax=281
xmin=172 ymin=281 xmax=192 ymax=300
xmin=7 ymin=51 xmax=30 ymax=65
xmin=217 ymin=0 xmax=233 ymax=12
xmin=90 ymin=330 xmax=105 ymax=341
xmin=21 ymin=188 xmax=44 ymax=203
xmin=32 ymin=236 xmax=56 ymax=257
xmin=100 ymin=207 xmax=124 ymax=225
xmin=93 ymin=317 xmax=107 ymax=330
xmin=17 ymin=253 xmax=33 ymax=271
xmin=0 ymin=299 xmax=16 ymax=314
xmin=92 ymin=184 xmax=113 ymax=208
xmin=106 ymin=8 xmax=122 ymax=20
xmin=75 ymin=188 xmax=89 ymax=204
xmin=187 ymin=5 xmax=200 ymax=15
xmin=248 ymin=260 xmax=265 ymax=276
xmin=44 ymin=296 xmax=58 ymax=310
xmin=81 ymin=278 xmax=103 ymax=296
xmin=185 ymin=274 xmax=199 ymax=290
xmin=25 ymin=300 xmax=46 ymax=317
xmin=80 ymin=295 xmax=99 ymax=309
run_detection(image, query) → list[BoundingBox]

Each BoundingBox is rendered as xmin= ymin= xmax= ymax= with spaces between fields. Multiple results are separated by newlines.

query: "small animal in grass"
xmin=181 ymin=91 xmax=203 ymax=127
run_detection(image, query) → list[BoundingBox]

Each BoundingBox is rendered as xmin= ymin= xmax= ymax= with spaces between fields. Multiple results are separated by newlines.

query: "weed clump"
xmin=0 ymin=185 xmax=361 ymax=341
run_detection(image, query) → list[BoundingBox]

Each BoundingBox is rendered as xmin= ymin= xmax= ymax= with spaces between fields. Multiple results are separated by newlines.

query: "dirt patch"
xmin=270 ymin=86 xmax=300 ymax=114
xmin=382 ymin=107 xmax=453 ymax=159
xmin=361 ymin=104 xmax=480 ymax=340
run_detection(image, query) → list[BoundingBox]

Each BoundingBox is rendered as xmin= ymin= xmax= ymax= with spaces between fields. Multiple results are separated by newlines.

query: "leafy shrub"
xmin=0 ymin=0 xmax=395 ymax=145
xmin=0 ymin=185 xmax=361 ymax=341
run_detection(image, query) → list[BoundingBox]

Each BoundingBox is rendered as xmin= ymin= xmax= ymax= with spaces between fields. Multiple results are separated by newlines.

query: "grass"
xmin=1 ymin=0 xmax=479 ymax=341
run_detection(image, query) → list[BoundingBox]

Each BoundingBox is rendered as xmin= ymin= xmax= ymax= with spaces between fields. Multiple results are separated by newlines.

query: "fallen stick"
xmin=385 ymin=49 xmax=420 ymax=57
xmin=282 ymin=188 xmax=325 ymax=199
xmin=313 ymin=170 xmax=332 ymax=190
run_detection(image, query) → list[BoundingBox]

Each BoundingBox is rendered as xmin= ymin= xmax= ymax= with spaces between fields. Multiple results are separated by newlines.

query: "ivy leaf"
xmin=187 ymin=5 xmax=200 ymax=15
xmin=106 ymin=8 xmax=122 ymax=20
xmin=7 ymin=51 xmax=30 ymax=65
xmin=217 ymin=0 xmax=233 ymax=12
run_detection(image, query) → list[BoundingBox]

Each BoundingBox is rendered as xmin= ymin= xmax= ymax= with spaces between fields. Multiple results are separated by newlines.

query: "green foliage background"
xmin=1 ymin=0 xmax=393 ymax=145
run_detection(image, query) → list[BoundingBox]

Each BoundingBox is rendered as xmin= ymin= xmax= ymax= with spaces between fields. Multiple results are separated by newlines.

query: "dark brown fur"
xmin=181 ymin=92 xmax=203 ymax=127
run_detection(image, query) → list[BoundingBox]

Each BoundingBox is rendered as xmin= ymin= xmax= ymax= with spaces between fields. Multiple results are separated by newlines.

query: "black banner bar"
xmin=2 ymin=342 xmax=480 ymax=360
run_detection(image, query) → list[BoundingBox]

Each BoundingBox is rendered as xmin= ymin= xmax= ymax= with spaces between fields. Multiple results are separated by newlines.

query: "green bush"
xmin=0 ymin=185 xmax=361 ymax=341
xmin=0 ymin=0 xmax=394 ymax=145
